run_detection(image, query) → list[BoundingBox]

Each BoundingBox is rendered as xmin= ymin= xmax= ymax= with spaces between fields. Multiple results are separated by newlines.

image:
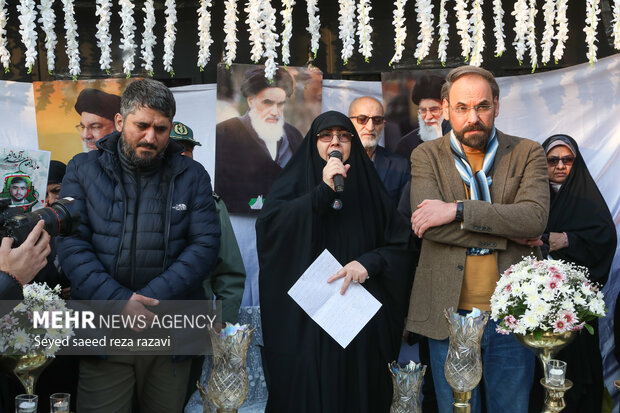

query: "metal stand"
xmin=540 ymin=378 xmax=572 ymax=413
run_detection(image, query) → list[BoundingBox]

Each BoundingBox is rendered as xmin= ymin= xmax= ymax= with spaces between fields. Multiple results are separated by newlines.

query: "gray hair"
xmin=441 ymin=66 xmax=500 ymax=102
xmin=120 ymin=78 xmax=176 ymax=120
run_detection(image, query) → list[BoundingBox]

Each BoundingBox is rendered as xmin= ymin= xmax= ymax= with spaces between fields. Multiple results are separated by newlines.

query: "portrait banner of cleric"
xmin=74 ymin=87 xmax=121 ymax=152
xmin=215 ymin=64 xmax=322 ymax=213
xmin=406 ymin=65 xmax=549 ymax=413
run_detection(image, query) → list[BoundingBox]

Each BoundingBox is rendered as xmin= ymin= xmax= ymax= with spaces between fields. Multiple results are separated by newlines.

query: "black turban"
xmin=411 ymin=74 xmax=445 ymax=105
xmin=48 ymin=160 xmax=66 ymax=184
xmin=74 ymin=88 xmax=121 ymax=121
xmin=240 ymin=67 xmax=294 ymax=98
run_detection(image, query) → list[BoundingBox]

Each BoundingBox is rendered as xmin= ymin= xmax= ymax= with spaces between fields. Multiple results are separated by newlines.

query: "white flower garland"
xmin=469 ymin=0 xmax=485 ymax=67
xmin=306 ymin=0 xmax=320 ymax=58
xmin=197 ymin=0 xmax=213 ymax=71
xmin=455 ymin=0 xmax=471 ymax=61
xmin=414 ymin=0 xmax=434 ymax=63
xmin=512 ymin=0 xmax=528 ymax=65
xmin=526 ymin=0 xmax=538 ymax=72
xmin=613 ymin=0 xmax=620 ymax=50
xmin=38 ymin=0 xmax=57 ymax=74
xmin=280 ymin=0 xmax=294 ymax=66
xmin=492 ymin=0 xmax=505 ymax=56
xmin=357 ymin=0 xmax=373 ymax=62
xmin=262 ymin=0 xmax=279 ymax=80
xmin=540 ymin=0 xmax=555 ymax=65
xmin=118 ymin=0 xmax=136 ymax=77
xmin=62 ymin=0 xmax=80 ymax=79
xmin=0 ymin=0 xmax=9 ymax=72
xmin=223 ymin=0 xmax=239 ymax=68
xmin=141 ymin=0 xmax=156 ymax=75
xmin=389 ymin=0 xmax=407 ymax=66
xmin=95 ymin=0 xmax=112 ymax=73
xmin=553 ymin=0 xmax=568 ymax=63
xmin=338 ymin=0 xmax=356 ymax=65
xmin=17 ymin=0 xmax=37 ymax=74
xmin=437 ymin=0 xmax=449 ymax=65
xmin=245 ymin=0 xmax=264 ymax=63
xmin=163 ymin=0 xmax=177 ymax=76
xmin=584 ymin=0 xmax=601 ymax=66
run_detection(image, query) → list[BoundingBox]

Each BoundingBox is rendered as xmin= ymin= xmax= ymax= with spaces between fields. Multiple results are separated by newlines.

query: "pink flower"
xmin=571 ymin=322 xmax=585 ymax=331
xmin=558 ymin=310 xmax=576 ymax=324
xmin=553 ymin=318 xmax=568 ymax=332
xmin=545 ymin=278 xmax=560 ymax=290
xmin=505 ymin=284 xmax=512 ymax=292
xmin=496 ymin=326 xmax=511 ymax=335
xmin=504 ymin=315 xmax=518 ymax=327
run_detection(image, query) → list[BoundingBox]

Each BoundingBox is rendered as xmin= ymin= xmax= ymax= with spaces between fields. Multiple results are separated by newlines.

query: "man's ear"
xmin=493 ymin=96 xmax=499 ymax=118
xmin=114 ymin=113 xmax=123 ymax=132
xmin=442 ymin=98 xmax=450 ymax=121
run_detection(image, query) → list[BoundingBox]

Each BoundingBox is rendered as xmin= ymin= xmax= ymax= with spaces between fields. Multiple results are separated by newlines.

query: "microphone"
xmin=328 ymin=150 xmax=345 ymax=193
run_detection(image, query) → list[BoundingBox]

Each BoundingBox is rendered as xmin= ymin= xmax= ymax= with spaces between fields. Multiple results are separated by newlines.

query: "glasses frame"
xmin=449 ymin=104 xmax=494 ymax=116
xmin=349 ymin=115 xmax=385 ymax=126
xmin=418 ymin=107 xmax=443 ymax=116
xmin=546 ymin=156 xmax=575 ymax=167
xmin=75 ymin=123 xmax=105 ymax=133
xmin=316 ymin=131 xmax=354 ymax=143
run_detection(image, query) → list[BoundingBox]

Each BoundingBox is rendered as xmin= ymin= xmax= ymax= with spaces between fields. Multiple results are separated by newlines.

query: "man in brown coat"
xmin=406 ymin=66 xmax=549 ymax=413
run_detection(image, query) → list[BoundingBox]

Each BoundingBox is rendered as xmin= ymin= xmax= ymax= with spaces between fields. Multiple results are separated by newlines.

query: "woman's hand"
xmin=327 ymin=260 xmax=369 ymax=295
xmin=322 ymin=157 xmax=351 ymax=192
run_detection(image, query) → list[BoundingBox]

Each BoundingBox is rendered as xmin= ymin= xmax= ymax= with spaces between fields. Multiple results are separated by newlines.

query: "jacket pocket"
xmin=408 ymin=266 xmax=432 ymax=322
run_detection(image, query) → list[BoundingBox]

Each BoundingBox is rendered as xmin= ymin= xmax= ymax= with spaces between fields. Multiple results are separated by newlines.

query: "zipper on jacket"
xmin=131 ymin=173 xmax=141 ymax=290
xmin=162 ymin=172 xmax=177 ymax=272
xmin=111 ymin=160 xmax=128 ymax=281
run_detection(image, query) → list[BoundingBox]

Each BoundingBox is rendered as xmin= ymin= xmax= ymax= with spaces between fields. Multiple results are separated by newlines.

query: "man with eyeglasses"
xmin=396 ymin=74 xmax=452 ymax=161
xmin=348 ymin=96 xmax=409 ymax=203
xmin=74 ymin=88 xmax=121 ymax=152
xmin=405 ymin=66 xmax=549 ymax=413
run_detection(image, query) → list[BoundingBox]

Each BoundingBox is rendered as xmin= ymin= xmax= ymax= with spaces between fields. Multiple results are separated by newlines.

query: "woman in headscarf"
xmin=256 ymin=111 xmax=417 ymax=413
xmin=532 ymin=134 xmax=616 ymax=412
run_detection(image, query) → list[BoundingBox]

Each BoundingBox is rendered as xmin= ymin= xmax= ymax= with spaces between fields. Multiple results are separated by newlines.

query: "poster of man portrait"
xmin=215 ymin=63 xmax=323 ymax=213
xmin=0 ymin=147 xmax=50 ymax=212
xmin=381 ymin=70 xmax=450 ymax=161
xmin=33 ymin=78 xmax=133 ymax=164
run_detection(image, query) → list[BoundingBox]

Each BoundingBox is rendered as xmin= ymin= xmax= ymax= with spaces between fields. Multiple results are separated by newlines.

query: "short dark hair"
xmin=10 ymin=177 xmax=27 ymax=186
xmin=441 ymin=66 xmax=500 ymax=102
xmin=120 ymin=78 xmax=176 ymax=120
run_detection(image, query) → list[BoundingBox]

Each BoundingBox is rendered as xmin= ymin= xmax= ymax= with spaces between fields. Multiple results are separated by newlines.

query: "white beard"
xmin=249 ymin=110 xmax=285 ymax=160
xmin=418 ymin=113 xmax=444 ymax=142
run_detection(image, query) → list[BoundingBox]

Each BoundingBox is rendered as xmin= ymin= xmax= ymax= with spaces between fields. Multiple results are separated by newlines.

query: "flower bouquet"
xmin=490 ymin=257 xmax=605 ymax=339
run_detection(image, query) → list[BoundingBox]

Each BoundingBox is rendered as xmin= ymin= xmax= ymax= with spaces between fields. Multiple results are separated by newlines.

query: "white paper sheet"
xmin=287 ymin=249 xmax=382 ymax=348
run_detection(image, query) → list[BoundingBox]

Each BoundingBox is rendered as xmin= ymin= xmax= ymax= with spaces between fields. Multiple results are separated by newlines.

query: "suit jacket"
xmin=406 ymin=130 xmax=549 ymax=340
xmin=215 ymin=116 xmax=304 ymax=213
xmin=373 ymin=146 xmax=410 ymax=204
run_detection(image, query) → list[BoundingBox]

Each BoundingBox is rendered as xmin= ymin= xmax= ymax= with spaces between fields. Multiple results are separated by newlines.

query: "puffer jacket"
xmin=57 ymin=132 xmax=220 ymax=301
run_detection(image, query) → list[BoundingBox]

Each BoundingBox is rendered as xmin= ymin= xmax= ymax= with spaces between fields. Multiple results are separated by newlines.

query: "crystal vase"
xmin=444 ymin=308 xmax=489 ymax=412
xmin=388 ymin=360 xmax=426 ymax=413
xmin=198 ymin=325 xmax=254 ymax=413
xmin=0 ymin=353 xmax=52 ymax=395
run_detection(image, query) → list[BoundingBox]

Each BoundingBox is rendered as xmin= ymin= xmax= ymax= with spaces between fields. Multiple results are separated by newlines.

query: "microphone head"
xmin=328 ymin=150 xmax=342 ymax=160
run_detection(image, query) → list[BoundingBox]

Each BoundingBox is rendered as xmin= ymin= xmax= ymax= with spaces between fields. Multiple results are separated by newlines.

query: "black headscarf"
xmin=256 ymin=111 xmax=416 ymax=412
xmin=542 ymin=134 xmax=616 ymax=284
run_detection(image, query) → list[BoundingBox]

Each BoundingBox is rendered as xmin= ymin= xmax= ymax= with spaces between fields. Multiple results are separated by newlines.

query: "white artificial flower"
xmin=11 ymin=328 xmax=30 ymax=352
xmin=38 ymin=0 xmax=57 ymax=74
xmin=526 ymin=0 xmax=538 ymax=72
xmin=262 ymin=0 xmax=280 ymax=80
xmin=163 ymin=0 xmax=177 ymax=75
xmin=280 ymin=0 xmax=295 ymax=66
xmin=414 ymin=0 xmax=434 ymax=63
xmin=390 ymin=0 xmax=408 ymax=66
xmin=223 ymin=0 xmax=239 ymax=67
xmin=584 ymin=0 xmax=601 ymax=66
xmin=306 ymin=0 xmax=320 ymax=58
xmin=492 ymin=0 xmax=505 ymax=56
xmin=62 ymin=0 xmax=80 ymax=79
xmin=357 ymin=0 xmax=373 ymax=62
xmin=437 ymin=0 xmax=449 ymax=65
xmin=95 ymin=0 xmax=113 ymax=73
xmin=17 ymin=0 xmax=38 ymax=73
xmin=338 ymin=0 xmax=356 ymax=65
xmin=613 ymin=0 xmax=620 ymax=49
xmin=454 ymin=0 xmax=471 ymax=61
xmin=529 ymin=299 xmax=550 ymax=317
xmin=0 ymin=0 xmax=9 ymax=72
xmin=553 ymin=0 xmax=568 ymax=63
xmin=521 ymin=310 xmax=541 ymax=329
xmin=245 ymin=0 xmax=264 ymax=62
xmin=511 ymin=0 xmax=528 ymax=64
xmin=141 ymin=0 xmax=157 ymax=75
xmin=197 ymin=0 xmax=213 ymax=71
xmin=589 ymin=298 xmax=605 ymax=315
xmin=469 ymin=0 xmax=485 ymax=67
xmin=540 ymin=0 xmax=555 ymax=65
xmin=119 ymin=0 xmax=136 ymax=77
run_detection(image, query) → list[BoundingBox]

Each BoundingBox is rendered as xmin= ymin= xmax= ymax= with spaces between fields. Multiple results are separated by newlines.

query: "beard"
xmin=418 ymin=114 xmax=444 ymax=142
xmin=361 ymin=132 xmax=379 ymax=152
xmin=453 ymin=121 xmax=493 ymax=150
xmin=120 ymin=136 xmax=167 ymax=169
xmin=249 ymin=109 xmax=285 ymax=160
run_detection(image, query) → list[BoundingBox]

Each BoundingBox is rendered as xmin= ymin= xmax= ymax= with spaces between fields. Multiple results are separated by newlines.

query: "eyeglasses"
xmin=546 ymin=156 xmax=575 ymax=167
xmin=75 ymin=123 xmax=105 ymax=133
xmin=349 ymin=115 xmax=385 ymax=125
xmin=317 ymin=131 xmax=354 ymax=142
xmin=450 ymin=104 xmax=494 ymax=115
xmin=418 ymin=107 xmax=442 ymax=116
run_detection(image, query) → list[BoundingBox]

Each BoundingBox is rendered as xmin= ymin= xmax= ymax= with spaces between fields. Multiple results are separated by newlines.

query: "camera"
xmin=0 ymin=197 xmax=80 ymax=247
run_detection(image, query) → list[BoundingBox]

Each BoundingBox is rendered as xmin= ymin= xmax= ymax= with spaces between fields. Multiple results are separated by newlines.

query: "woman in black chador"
xmin=532 ymin=134 xmax=616 ymax=412
xmin=256 ymin=111 xmax=417 ymax=412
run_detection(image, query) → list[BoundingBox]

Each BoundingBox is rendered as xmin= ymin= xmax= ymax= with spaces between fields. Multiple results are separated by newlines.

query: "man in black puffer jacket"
xmin=57 ymin=79 xmax=220 ymax=413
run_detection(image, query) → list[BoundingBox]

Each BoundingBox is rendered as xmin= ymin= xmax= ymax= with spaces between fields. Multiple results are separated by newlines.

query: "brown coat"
xmin=406 ymin=130 xmax=550 ymax=340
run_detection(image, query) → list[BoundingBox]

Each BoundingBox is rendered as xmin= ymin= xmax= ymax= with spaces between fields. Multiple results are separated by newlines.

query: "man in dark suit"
xmin=348 ymin=96 xmax=409 ymax=204
xmin=215 ymin=67 xmax=304 ymax=213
